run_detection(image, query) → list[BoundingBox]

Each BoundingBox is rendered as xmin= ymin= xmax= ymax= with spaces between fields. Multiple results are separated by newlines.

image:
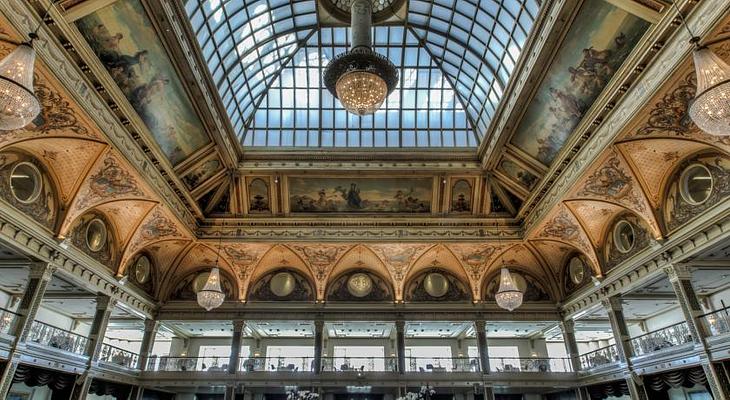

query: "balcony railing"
xmin=147 ymin=356 xmax=231 ymax=372
xmin=702 ymin=307 xmax=730 ymax=336
xmin=240 ymin=357 xmax=315 ymax=372
xmin=0 ymin=307 xmax=20 ymax=335
xmin=579 ymin=344 xmax=619 ymax=370
xmin=322 ymin=357 xmax=397 ymax=372
xmin=28 ymin=320 xmax=88 ymax=355
xmin=489 ymin=357 xmax=573 ymax=373
xmin=630 ymin=321 xmax=693 ymax=357
xmin=406 ymin=357 xmax=480 ymax=372
xmin=99 ymin=343 xmax=139 ymax=369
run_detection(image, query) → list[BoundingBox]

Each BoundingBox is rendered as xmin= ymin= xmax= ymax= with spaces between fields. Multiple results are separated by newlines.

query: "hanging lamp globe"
xmin=0 ymin=39 xmax=40 ymax=131
xmin=495 ymin=268 xmax=523 ymax=311
xmin=197 ymin=267 xmax=225 ymax=311
xmin=689 ymin=46 xmax=730 ymax=136
xmin=323 ymin=0 xmax=398 ymax=116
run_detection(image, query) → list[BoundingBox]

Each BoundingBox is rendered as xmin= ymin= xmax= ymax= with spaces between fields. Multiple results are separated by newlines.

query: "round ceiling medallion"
xmin=133 ymin=255 xmax=151 ymax=284
xmin=10 ymin=162 xmax=42 ymax=204
xmin=85 ymin=218 xmax=107 ymax=252
xmin=568 ymin=257 xmax=585 ymax=285
xmin=680 ymin=164 xmax=713 ymax=205
xmin=347 ymin=273 xmax=373 ymax=297
xmin=270 ymin=272 xmax=296 ymax=297
xmin=423 ymin=272 xmax=449 ymax=298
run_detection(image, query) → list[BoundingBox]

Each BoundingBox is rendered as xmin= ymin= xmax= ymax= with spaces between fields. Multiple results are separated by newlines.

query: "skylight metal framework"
xmin=185 ymin=0 xmax=540 ymax=149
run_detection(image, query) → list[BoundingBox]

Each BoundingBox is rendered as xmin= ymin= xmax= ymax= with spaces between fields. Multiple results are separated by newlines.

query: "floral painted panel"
xmin=510 ymin=0 xmax=650 ymax=166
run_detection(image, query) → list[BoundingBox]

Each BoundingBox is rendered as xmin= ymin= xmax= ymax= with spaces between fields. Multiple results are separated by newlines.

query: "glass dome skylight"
xmin=185 ymin=0 xmax=540 ymax=149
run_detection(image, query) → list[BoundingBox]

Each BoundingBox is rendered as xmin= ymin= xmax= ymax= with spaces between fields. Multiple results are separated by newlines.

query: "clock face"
xmin=347 ymin=273 xmax=373 ymax=297
xmin=133 ymin=255 xmax=151 ymax=284
xmin=569 ymin=257 xmax=585 ymax=285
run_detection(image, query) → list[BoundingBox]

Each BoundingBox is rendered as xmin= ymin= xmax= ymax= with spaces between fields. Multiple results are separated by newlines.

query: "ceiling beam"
xmin=62 ymin=0 xmax=120 ymax=22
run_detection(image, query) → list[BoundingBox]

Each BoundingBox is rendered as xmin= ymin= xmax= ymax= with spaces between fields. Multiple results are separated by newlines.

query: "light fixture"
xmin=0 ymin=1 xmax=59 ymax=131
xmin=495 ymin=268 xmax=523 ymax=312
xmin=673 ymin=3 xmax=730 ymax=136
xmin=323 ymin=0 xmax=398 ymax=116
xmin=197 ymin=238 xmax=225 ymax=311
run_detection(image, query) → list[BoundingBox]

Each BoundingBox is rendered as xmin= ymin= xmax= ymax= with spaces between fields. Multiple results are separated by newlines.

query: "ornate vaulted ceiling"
xmin=0 ymin=0 xmax=728 ymax=308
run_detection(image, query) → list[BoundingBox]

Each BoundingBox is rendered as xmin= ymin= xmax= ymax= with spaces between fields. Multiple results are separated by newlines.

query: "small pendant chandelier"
xmin=323 ymin=0 xmax=398 ymax=116
xmin=495 ymin=268 xmax=523 ymax=311
xmin=674 ymin=3 xmax=730 ymax=136
xmin=197 ymin=239 xmax=225 ymax=311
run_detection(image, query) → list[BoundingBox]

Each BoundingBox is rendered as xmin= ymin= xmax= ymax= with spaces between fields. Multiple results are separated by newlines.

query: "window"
xmin=613 ymin=220 xmax=635 ymax=253
xmin=333 ymin=346 xmax=385 ymax=371
xmin=680 ymin=164 xmax=713 ymax=205
xmin=10 ymin=162 xmax=42 ymax=204
xmin=265 ymin=345 xmax=314 ymax=371
xmin=405 ymin=346 xmax=453 ymax=371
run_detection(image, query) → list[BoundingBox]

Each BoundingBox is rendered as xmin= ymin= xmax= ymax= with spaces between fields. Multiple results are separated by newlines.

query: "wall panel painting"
xmin=289 ymin=177 xmax=432 ymax=213
xmin=76 ymin=0 xmax=210 ymax=165
xmin=510 ymin=0 xmax=650 ymax=166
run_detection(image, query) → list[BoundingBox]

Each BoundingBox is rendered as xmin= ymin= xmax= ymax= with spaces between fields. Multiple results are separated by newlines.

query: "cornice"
xmin=0 ymin=0 xmax=198 ymax=233
xmin=0 ymin=198 xmax=157 ymax=319
xmin=239 ymin=160 xmax=484 ymax=173
xmin=196 ymin=218 xmax=523 ymax=242
xmin=522 ymin=0 xmax=730 ymax=233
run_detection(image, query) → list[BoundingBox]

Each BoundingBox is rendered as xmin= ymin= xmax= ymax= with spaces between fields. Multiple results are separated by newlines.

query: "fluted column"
xmin=313 ymin=319 xmax=324 ymax=374
xmin=665 ymin=264 xmax=729 ymax=400
xmin=0 ymin=262 xmax=55 ymax=399
xmin=559 ymin=319 xmax=581 ymax=372
xmin=396 ymin=319 xmax=406 ymax=374
xmin=602 ymin=296 xmax=648 ymax=400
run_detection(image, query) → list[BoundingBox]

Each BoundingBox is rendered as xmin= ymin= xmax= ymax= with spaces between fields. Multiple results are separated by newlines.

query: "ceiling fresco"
xmin=0 ymin=0 xmax=727 ymax=310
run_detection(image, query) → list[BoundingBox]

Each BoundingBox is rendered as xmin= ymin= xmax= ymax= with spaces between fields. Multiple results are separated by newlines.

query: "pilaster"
xmin=229 ymin=320 xmax=245 ymax=374
xmin=313 ymin=319 xmax=324 ymax=374
xmin=474 ymin=320 xmax=489 ymax=374
xmin=395 ymin=319 xmax=406 ymax=374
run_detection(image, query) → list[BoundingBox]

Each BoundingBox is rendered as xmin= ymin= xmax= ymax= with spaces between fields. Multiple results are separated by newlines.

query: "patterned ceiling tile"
xmin=565 ymin=199 xmax=625 ymax=248
xmin=10 ymin=138 xmax=106 ymax=204
xmin=616 ymin=138 xmax=710 ymax=207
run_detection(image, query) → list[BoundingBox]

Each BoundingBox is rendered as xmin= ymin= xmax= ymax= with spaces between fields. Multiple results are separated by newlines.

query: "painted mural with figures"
xmin=76 ymin=0 xmax=210 ymax=165
xmin=289 ymin=177 xmax=432 ymax=213
xmin=510 ymin=0 xmax=650 ymax=166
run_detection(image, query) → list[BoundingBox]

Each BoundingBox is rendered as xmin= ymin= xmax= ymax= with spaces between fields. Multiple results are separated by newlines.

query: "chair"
xmin=426 ymin=364 xmax=434 ymax=370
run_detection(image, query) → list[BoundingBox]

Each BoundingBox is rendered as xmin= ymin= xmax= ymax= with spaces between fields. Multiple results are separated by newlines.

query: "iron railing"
xmin=406 ymin=357 xmax=481 ymax=372
xmin=489 ymin=357 xmax=573 ymax=372
xmin=630 ymin=321 xmax=693 ymax=356
xmin=702 ymin=307 xmax=730 ymax=336
xmin=99 ymin=343 xmax=139 ymax=369
xmin=240 ymin=357 xmax=315 ymax=372
xmin=578 ymin=344 xmax=619 ymax=370
xmin=28 ymin=320 xmax=88 ymax=355
xmin=0 ymin=307 xmax=20 ymax=335
xmin=146 ymin=356 xmax=231 ymax=372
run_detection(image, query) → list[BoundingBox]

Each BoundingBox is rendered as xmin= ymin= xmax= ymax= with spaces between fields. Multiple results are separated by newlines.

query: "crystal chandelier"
xmin=671 ymin=3 xmax=730 ymax=136
xmin=323 ymin=0 xmax=398 ymax=116
xmin=197 ymin=240 xmax=225 ymax=311
xmin=495 ymin=268 xmax=523 ymax=311
xmin=0 ymin=36 xmax=40 ymax=131
xmin=689 ymin=46 xmax=730 ymax=136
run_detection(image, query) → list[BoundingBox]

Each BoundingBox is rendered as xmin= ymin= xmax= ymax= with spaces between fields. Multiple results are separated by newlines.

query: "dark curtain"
xmin=495 ymin=395 xmax=522 ymax=400
xmin=143 ymin=388 xmax=176 ymax=400
xmin=586 ymin=380 xmax=630 ymax=399
xmin=11 ymin=364 xmax=76 ymax=400
xmin=195 ymin=394 xmax=223 ymax=400
xmin=89 ymin=378 xmax=133 ymax=400
xmin=644 ymin=366 xmax=709 ymax=394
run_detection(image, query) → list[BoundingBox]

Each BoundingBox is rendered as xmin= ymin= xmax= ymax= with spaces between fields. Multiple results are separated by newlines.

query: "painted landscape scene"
xmin=510 ymin=0 xmax=650 ymax=166
xmin=77 ymin=0 xmax=210 ymax=165
xmin=289 ymin=178 xmax=432 ymax=213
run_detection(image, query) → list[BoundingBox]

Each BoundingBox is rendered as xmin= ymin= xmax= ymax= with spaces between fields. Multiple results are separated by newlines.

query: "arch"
xmin=560 ymin=251 xmax=595 ymax=299
xmin=602 ymin=211 xmax=653 ymax=274
xmin=325 ymin=269 xmax=394 ymax=302
xmin=403 ymin=268 xmax=472 ymax=302
xmin=405 ymin=244 xmax=470 ymax=292
xmin=123 ymin=249 xmax=158 ymax=296
xmin=159 ymin=242 xmax=239 ymax=301
xmin=248 ymin=268 xmax=316 ymax=302
xmin=64 ymin=210 xmax=119 ymax=273
xmin=246 ymin=244 xmax=314 ymax=299
xmin=329 ymin=245 xmax=394 ymax=287
xmin=167 ymin=265 xmax=239 ymax=302
xmin=481 ymin=267 xmax=552 ymax=302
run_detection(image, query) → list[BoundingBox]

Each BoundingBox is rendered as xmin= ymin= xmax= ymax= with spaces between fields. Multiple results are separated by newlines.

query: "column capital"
xmin=559 ymin=318 xmax=576 ymax=333
xmin=600 ymin=295 xmax=623 ymax=312
xmin=663 ymin=263 xmax=691 ymax=282
xmin=28 ymin=262 xmax=55 ymax=280
xmin=473 ymin=320 xmax=486 ymax=333
xmin=232 ymin=320 xmax=245 ymax=332
xmin=144 ymin=319 xmax=160 ymax=333
xmin=314 ymin=319 xmax=325 ymax=330
xmin=395 ymin=319 xmax=405 ymax=330
xmin=95 ymin=295 xmax=116 ymax=310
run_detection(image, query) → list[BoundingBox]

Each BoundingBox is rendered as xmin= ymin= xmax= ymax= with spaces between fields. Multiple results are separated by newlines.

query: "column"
xmin=474 ymin=320 xmax=490 ymax=373
xmin=602 ymin=296 xmax=648 ymax=400
xmin=137 ymin=319 xmax=160 ymax=370
xmin=225 ymin=385 xmax=236 ymax=400
xmin=228 ymin=320 xmax=245 ymax=374
xmin=665 ymin=264 xmax=729 ymax=400
xmin=0 ymin=262 xmax=55 ymax=399
xmin=559 ymin=319 xmax=581 ymax=372
xmin=70 ymin=295 xmax=117 ymax=400
xmin=313 ymin=320 xmax=324 ymax=374
xmin=395 ymin=319 xmax=406 ymax=374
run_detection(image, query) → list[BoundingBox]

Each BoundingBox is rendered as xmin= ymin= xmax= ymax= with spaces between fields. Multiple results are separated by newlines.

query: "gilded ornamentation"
xmin=77 ymin=157 xmax=144 ymax=209
xmin=577 ymin=156 xmax=645 ymax=213
xmin=139 ymin=209 xmax=180 ymax=241
xmin=222 ymin=244 xmax=269 ymax=283
xmin=448 ymin=244 xmax=503 ymax=282
xmin=539 ymin=210 xmax=581 ymax=241
xmin=289 ymin=244 xmax=351 ymax=281
xmin=369 ymin=244 xmax=431 ymax=282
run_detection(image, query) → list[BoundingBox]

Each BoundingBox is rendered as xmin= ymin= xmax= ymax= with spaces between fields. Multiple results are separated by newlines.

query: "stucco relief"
xmin=535 ymin=206 xmax=600 ymax=274
xmin=366 ymin=244 xmax=432 ymax=284
xmin=75 ymin=155 xmax=146 ymax=210
xmin=288 ymin=244 xmax=352 ymax=296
